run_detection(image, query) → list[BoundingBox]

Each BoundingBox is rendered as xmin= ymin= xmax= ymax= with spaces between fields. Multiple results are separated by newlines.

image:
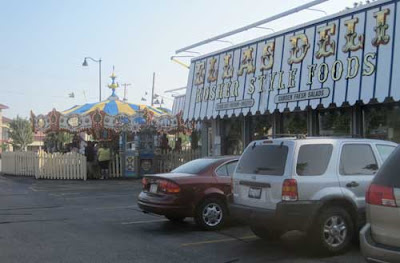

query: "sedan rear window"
xmin=236 ymin=144 xmax=288 ymax=176
xmin=171 ymin=158 xmax=218 ymax=174
xmin=296 ymin=144 xmax=333 ymax=176
xmin=373 ymin=146 xmax=400 ymax=188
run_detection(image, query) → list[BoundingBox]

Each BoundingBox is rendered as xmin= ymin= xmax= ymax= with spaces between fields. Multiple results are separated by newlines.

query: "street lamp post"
xmin=82 ymin=57 xmax=102 ymax=102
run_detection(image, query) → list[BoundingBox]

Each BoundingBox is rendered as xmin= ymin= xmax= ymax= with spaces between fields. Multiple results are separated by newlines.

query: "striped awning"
xmin=172 ymin=95 xmax=185 ymax=115
xmin=63 ymin=99 xmax=166 ymax=116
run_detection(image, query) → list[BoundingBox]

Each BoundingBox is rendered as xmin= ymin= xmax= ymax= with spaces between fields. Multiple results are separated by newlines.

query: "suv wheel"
xmin=195 ymin=198 xmax=227 ymax=230
xmin=250 ymin=225 xmax=282 ymax=241
xmin=311 ymin=207 xmax=354 ymax=255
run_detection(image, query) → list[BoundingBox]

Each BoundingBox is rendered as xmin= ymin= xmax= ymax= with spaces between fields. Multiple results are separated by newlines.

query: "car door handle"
xmin=346 ymin=181 xmax=359 ymax=188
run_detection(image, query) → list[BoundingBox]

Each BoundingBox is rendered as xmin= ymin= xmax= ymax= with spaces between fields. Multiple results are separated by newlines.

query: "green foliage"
xmin=44 ymin=132 xmax=73 ymax=152
xmin=9 ymin=116 xmax=34 ymax=151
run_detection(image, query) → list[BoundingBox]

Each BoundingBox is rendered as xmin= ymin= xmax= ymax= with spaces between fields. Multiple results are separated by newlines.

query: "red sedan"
xmin=138 ymin=156 xmax=238 ymax=230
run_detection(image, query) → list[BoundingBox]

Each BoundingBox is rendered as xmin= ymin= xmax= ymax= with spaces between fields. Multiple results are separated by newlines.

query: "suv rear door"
xmin=293 ymin=141 xmax=339 ymax=201
xmin=232 ymin=140 xmax=294 ymax=210
xmin=338 ymin=142 xmax=380 ymax=208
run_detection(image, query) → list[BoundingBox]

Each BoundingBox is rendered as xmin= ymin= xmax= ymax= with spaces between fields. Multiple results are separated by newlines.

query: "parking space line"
xmin=181 ymin=235 xmax=257 ymax=247
xmin=121 ymin=219 xmax=168 ymax=225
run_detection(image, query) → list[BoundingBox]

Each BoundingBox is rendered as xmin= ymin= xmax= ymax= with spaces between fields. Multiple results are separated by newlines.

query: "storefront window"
xmin=282 ymin=112 xmax=307 ymax=135
xmin=221 ymin=117 xmax=244 ymax=155
xmin=249 ymin=115 xmax=273 ymax=141
xmin=318 ymin=108 xmax=352 ymax=136
xmin=364 ymin=103 xmax=400 ymax=143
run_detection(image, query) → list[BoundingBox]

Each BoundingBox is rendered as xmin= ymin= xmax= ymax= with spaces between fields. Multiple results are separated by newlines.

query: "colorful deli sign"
xmin=183 ymin=0 xmax=400 ymax=121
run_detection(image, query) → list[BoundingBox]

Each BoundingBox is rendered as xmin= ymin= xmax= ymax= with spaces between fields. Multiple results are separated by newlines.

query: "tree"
xmin=9 ymin=116 xmax=33 ymax=151
xmin=44 ymin=131 xmax=73 ymax=152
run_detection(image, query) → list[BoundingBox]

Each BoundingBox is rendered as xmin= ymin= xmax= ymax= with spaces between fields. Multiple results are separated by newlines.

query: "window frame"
xmin=338 ymin=143 xmax=379 ymax=176
xmin=295 ymin=143 xmax=334 ymax=176
xmin=375 ymin=144 xmax=397 ymax=164
xmin=215 ymin=160 xmax=238 ymax=177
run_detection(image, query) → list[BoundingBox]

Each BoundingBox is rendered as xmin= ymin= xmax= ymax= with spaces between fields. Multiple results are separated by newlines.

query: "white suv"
xmin=229 ymin=137 xmax=397 ymax=255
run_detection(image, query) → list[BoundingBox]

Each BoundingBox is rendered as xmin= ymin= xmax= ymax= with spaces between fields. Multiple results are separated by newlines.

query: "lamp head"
xmin=82 ymin=58 xmax=88 ymax=67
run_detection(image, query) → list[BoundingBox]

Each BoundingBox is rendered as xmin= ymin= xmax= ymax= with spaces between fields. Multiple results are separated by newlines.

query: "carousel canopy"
xmin=30 ymin=68 xmax=189 ymax=135
xmin=62 ymin=100 xmax=166 ymax=117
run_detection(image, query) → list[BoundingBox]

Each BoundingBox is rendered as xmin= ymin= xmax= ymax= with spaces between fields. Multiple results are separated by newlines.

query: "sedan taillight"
xmin=366 ymin=183 xmax=397 ymax=207
xmin=158 ymin=180 xmax=181 ymax=194
xmin=142 ymin=177 xmax=149 ymax=189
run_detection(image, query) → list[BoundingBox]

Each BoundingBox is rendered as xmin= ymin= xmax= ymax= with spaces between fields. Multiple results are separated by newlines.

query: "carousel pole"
xmin=151 ymin=72 xmax=155 ymax=106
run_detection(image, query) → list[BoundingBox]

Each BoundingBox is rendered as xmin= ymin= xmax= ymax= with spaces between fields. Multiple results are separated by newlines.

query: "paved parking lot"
xmin=0 ymin=174 xmax=364 ymax=263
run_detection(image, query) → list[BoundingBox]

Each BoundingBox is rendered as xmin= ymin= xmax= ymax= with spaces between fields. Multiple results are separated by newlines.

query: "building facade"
xmin=181 ymin=0 xmax=400 ymax=156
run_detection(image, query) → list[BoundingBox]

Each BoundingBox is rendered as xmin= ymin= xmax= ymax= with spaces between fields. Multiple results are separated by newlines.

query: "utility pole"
xmin=151 ymin=72 xmax=155 ymax=106
xmin=120 ymin=83 xmax=131 ymax=102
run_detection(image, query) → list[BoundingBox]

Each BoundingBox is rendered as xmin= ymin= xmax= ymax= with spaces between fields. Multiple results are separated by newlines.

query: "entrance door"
xmin=207 ymin=127 xmax=213 ymax=156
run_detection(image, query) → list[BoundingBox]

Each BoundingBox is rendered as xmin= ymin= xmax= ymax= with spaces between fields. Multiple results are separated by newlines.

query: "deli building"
xmin=176 ymin=0 xmax=400 ymax=156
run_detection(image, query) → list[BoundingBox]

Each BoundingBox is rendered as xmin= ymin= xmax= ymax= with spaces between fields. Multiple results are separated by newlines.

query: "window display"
xmin=364 ymin=103 xmax=400 ymax=143
xmin=221 ymin=118 xmax=244 ymax=155
xmin=282 ymin=112 xmax=307 ymax=135
xmin=318 ymin=108 xmax=352 ymax=136
xmin=248 ymin=115 xmax=272 ymax=141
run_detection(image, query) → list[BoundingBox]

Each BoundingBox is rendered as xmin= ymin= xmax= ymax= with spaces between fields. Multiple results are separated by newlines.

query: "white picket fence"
xmin=36 ymin=151 xmax=87 ymax=180
xmin=109 ymin=154 xmax=123 ymax=178
xmin=2 ymin=151 xmax=36 ymax=177
xmin=2 ymin=151 xmax=87 ymax=180
xmin=155 ymin=148 xmax=202 ymax=173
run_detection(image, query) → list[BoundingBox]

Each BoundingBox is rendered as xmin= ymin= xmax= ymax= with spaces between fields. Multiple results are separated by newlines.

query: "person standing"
xmin=97 ymin=144 xmax=111 ymax=179
xmin=84 ymin=142 xmax=95 ymax=179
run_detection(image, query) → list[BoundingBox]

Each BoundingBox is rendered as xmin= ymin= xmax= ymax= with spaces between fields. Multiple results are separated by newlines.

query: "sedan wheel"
xmin=195 ymin=198 xmax=227 ymax=230
xmin=202 ymin=203 xmax=223 ymax=227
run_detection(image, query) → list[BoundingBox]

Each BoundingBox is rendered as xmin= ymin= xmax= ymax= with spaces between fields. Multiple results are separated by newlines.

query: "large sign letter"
xmin=238 ymin=47 xmax=256 ymax=76
xmin=343 ymin=18 xmax=364 ymax=52
xmin=194 ymin=61 xmax=205 ymax=85
xmin=207 ymin=58 xmax=218 ymax=83
xmin=372 ymin=9 xmax=390 ymax=46
xmin=288 ymin=33 xmax=310 ymax=64
xmin=316 ymin=24 xmax=336 ymax=59
xmin=260 ymin=42 xmax=275 ymax=71
xmin=222 ymin=54 xmax=233 ymax=79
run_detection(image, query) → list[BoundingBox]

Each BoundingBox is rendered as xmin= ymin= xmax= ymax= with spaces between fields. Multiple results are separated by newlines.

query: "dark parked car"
xmin=138 ymin=156 xmax=238 ymax=230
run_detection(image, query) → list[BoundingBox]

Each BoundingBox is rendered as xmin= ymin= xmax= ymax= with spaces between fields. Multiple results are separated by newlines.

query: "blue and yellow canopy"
xmin=63 ymin=99 xmax=166 ymax=116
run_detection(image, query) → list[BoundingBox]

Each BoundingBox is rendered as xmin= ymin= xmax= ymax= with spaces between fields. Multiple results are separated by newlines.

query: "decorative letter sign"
xmin=372 ymin=9 xmax=391 ymax=46
xmin=238 ymin=47 xmax=256 ymax=76
xmin=183 ymin=2 xmax=398 ymax=121
xmin=288 ymin=33 xmax=310 ymax=64
xmin=343 ymin=18 xmax=364 ymax=52
xmin=316 ymin=24 xmax=336 ymax=59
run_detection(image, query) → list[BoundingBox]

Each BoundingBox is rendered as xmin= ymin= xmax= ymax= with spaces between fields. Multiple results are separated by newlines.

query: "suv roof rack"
xmin=261 ymin=134 xmax=307 ymax=140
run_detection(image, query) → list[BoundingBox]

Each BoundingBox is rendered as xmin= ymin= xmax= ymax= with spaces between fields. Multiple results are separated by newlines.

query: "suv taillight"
xmin=366 ymin=183 xmax=397 ymax=207
xmin=158 ymin=180 xmax=181 ymax=194
xmin=282 ymin=179 xmax=298 ymax=201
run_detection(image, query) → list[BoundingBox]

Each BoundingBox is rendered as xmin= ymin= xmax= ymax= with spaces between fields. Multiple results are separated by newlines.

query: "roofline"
xmin=190 ymin=0 xmax=394 ymax=62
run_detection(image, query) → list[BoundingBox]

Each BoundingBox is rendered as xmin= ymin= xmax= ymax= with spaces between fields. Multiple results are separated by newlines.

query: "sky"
xmin=0 ymin=0 xmax=355 ymax=119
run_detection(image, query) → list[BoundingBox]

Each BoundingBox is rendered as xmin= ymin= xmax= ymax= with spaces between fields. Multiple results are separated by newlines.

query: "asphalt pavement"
xmin=0 ymin=174 xmax=365 ymax=263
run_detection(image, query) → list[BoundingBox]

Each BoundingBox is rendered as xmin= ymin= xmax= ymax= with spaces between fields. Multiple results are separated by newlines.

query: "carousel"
xmin=30 ymin=69 xmax=191 ymax=177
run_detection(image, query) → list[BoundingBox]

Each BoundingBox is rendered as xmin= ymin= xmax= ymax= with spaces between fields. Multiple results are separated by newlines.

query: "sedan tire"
xmin=195 ymin=198 xmax=227 ymax=230
xmin=165 ymin=215 xmax=185 ymax=223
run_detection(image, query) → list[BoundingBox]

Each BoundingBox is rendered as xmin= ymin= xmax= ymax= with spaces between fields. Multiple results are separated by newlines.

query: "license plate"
xmin=149 ymin=184 xmax=158 ymax=193
xmin=248 ymin=187 xmax=262 ymax=199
